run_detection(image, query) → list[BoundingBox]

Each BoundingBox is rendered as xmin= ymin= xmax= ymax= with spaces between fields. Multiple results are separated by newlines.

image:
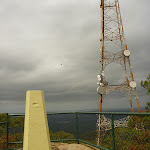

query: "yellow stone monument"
xmin=23 ymin=90 xmax=51 ymax=150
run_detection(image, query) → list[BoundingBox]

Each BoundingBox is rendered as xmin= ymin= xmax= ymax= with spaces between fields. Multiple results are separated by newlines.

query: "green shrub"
xmin=50 ymin=130 xmax=75 ymax=140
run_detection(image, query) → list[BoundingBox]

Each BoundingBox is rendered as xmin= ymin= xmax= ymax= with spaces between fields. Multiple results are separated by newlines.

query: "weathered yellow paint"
xmin=23 ymin=90 xmax=51 ymax=150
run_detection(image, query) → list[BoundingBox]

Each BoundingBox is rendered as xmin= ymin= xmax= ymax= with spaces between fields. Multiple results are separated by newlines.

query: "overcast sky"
xmin=0 ymin=0 xmax=149 ymax=113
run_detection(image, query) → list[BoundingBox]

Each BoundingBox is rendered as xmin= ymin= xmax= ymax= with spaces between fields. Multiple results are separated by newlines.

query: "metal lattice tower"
xmin=96 ymin=0 xmax=141 ymax=146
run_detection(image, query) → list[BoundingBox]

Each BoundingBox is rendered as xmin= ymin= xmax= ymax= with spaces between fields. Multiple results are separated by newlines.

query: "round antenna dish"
xmin=100 ymin=83 xmax=104 ymax=86
xmin=101 ymin=73 xmax=104 ymax=76
xmin=98 ymin=78 xmax=101 ymax=81
xmin=97 ymin=86 xmax=106 ymax=95
xmin=130 ymin=81 xmax=136 ymax=88
xmin=97 ymin=75 xmax=100 ymax=78
xmin=124 ymin=50 xmax=130 ymax=56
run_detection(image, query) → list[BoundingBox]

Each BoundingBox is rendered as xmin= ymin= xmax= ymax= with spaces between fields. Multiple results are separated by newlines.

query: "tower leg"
xmin=133 ymin=88 xmax=141 ymax=112
xmin=97 ymin=95 xmax=102 ymax=146
xmin=129 ymin=88 xmax=133 ymax=112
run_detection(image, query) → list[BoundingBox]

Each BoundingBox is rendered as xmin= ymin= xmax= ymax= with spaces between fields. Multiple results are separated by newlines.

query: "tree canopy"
xmin=141 ymin=73 xmax=150 ymax=95
xmin=141 ymin=74 xmax=150 ymax=112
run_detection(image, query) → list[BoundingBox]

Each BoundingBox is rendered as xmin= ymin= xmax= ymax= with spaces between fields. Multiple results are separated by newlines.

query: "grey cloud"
xmin=0 ymin=0 xmax=149 ymax=113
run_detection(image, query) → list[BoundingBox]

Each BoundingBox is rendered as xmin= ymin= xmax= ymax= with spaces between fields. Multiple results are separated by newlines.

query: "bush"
xmin=0 ymin=126 xmax=6 ymax=138
xmin=0 ymin=135 xmax=16 ymax=150
xmin=50 ymin=130 xmax=75 ymax=140
xmin=128 ymin=115 xmax=150 ymax=131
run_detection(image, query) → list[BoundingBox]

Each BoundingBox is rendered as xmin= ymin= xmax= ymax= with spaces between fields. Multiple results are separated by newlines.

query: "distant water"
xmin=47 ymin=107 xmax=145 ymax=113
xmin=47 ymin=108 xmax=141 ymax=136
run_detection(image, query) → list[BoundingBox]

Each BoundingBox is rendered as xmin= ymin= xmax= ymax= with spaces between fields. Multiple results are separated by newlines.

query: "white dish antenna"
xmin=130 ymin=81 xmax=136 ymax=88
xmin=97 ymin=75 xmax=101 ymax=78
xmin=124 ymin=50 xmax=130 ymax=56
xmin=98 ymin=78 xmax=101 ymax=81
xmin=101 ymin=73 xmax=104 ymax=76
xmin=100 ymin=83 xmax=104 ymax=86
xmin=97 ymin=86 xmax=106 ymax=95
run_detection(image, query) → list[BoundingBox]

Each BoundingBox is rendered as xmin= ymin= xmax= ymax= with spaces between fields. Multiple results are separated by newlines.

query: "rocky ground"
xmin=51 ymin=142 xmax=98 ymax=150
xmin=17 ymin=142 xmax=98 ymax=150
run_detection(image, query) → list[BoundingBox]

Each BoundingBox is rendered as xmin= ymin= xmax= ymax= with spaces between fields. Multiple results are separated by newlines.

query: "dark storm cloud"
xmin=0 ymin=0 xmax=149 ymax=113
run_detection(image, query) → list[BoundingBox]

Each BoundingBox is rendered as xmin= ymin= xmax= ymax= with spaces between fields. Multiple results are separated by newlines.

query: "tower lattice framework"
xmin=96 ymin=0 xmax=141 ymax=146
